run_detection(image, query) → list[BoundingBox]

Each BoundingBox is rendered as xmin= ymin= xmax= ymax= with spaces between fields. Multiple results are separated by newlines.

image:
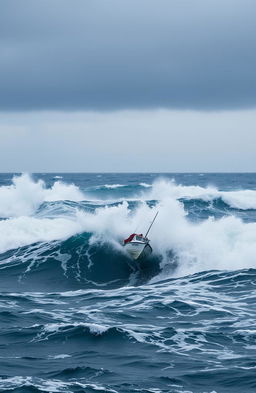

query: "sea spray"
xmin=0 ymin=173 xmax=85 ymax=218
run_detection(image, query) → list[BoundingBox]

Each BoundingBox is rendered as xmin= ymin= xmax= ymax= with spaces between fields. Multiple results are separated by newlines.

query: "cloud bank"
xmin=1 ymin=0 xmax=256 ymax=111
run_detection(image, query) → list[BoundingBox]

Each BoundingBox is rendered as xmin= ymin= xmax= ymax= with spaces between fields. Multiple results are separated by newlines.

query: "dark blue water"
xmin=0 ymin=173 xmax=256 ymax=393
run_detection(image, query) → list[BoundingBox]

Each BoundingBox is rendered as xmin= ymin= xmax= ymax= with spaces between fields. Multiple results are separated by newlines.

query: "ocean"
xmin=0 ymin=172 xmax=256 ymax=393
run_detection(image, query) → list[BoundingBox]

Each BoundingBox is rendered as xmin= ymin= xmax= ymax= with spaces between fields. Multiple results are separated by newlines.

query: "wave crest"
xmin=0 ymin=173 xmax=85 ymax=218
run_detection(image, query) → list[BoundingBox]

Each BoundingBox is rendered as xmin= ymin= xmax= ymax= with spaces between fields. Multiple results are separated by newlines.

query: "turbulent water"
xmin=1 ymin=173 xmax=256 ymax=393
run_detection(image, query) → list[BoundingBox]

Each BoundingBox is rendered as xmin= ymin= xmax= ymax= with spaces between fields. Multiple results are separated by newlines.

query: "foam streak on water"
xmin=0 ymin=173 xmax=256 ymax=393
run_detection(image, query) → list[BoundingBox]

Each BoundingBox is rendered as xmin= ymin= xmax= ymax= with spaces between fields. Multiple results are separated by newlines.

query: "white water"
xmin=1 ymin=175 xmax=256 ymax=277
xmin=0 ymin=173 xmax=85 ymax=218
xmin=145 ymin=178 xmax=256 ymax=210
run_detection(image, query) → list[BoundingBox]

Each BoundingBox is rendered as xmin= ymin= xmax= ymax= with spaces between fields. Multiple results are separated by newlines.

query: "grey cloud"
xmin=0 ymin=0 xmax=256 ymax=111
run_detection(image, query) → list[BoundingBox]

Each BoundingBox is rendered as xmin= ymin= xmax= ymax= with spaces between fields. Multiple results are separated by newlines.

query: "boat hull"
xmin=124 ymin=241 xmax=152 ymax=260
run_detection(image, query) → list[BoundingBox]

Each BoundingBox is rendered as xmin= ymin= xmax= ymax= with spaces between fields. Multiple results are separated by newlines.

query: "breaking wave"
xmin=0 ymin=174 xmax=256 ymax=290
xmin=0 ymin=173 xmax=85 ymax=218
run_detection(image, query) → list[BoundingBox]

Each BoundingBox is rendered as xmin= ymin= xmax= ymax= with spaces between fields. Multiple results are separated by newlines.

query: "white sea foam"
xmin=42 ymin=322 xmax=109 ymax=336
xmin=144 ymin=178 xmax=256 ymax=210
xmin=1 ymin=174 xmax=256 ymax=220
xmin=145 ymin=178 xmax=218 ymax=202
xmin=220 ymin=189 xmax=256 ymax=210
xmin=0 ymin=215 xmax=84 ymax=254
xmin=139 ymin=182 xmax=151 ymax=188
xmin=102 ymin=184 xmax=126 ymax=189
xmin=0 ymin=377 xmax=118 ymax=393
xmin=146 ymin=197 xmax=256 ymax=277
xmin=48 ymin=354 xmax=71 ymax=359
xmin=0 ymin=173 xmax=85 ymax=218
xmin=44 ymin=180 xmax=84 ymax=202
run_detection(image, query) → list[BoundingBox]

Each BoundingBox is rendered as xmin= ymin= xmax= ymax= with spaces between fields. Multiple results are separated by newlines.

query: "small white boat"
xmin=123 ymin=234 xmax=152 ymax=260
xmin=123 ymin=212 xmax=158 ymax=260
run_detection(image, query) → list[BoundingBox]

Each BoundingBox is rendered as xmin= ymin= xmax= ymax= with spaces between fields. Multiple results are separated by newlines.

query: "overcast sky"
xmin=0 ymin=0 xmax=255 ymax=171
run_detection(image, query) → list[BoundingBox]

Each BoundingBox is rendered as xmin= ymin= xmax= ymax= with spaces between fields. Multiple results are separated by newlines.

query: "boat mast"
xmin=145 ymin=211 xmax=159 ymax=237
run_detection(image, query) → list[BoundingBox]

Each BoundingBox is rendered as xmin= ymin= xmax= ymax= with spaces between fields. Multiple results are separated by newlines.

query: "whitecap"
xmin=0 ymin=173 xmax=85 ymax=218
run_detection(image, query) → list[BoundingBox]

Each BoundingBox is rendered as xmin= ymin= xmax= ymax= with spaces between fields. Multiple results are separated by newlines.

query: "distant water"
xmin=0 ymin=172 xmax=256 ymax=393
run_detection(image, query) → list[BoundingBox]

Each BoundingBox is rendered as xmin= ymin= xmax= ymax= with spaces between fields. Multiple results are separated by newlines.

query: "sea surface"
xmin=0 ymin=173 xmax=256 ymax=393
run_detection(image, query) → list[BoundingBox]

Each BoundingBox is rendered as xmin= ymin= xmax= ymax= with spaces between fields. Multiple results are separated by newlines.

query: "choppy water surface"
xmin=0 ymin=173 xmax=256 ymax=393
